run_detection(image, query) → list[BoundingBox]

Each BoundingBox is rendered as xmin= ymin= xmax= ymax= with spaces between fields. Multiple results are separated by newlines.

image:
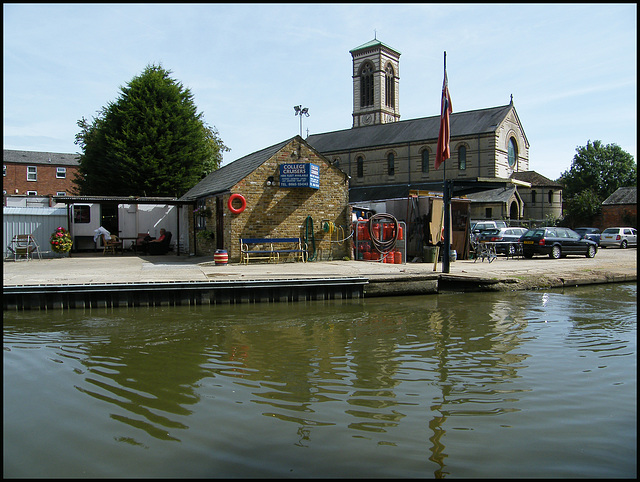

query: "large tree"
xmin=559 ymin=140 xmax=636 ymax=226
xmin=74 ymin=64 xmax=228 ymax=197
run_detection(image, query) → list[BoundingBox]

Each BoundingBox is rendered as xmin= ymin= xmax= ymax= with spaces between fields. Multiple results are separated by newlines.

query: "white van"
xmin=471 ymin=220 xmax=508 ymax=233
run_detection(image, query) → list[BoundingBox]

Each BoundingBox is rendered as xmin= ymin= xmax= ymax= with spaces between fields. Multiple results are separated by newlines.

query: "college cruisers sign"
xmin=279 ymin=163 xmax=320 ymax=189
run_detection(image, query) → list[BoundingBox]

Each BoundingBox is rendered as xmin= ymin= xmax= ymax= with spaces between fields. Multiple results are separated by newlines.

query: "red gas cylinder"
xmin=370 ymin=251 xmax=379 ymax=260
xmin=394 ymin=250 xmax=402 ymax=264
xmin=398 ymin=225 xmax=403 ymax=240
xmin=363 ymin=251 xmax=371 ymax=261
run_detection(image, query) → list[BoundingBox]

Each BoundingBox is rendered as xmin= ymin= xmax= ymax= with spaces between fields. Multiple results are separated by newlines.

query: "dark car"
xmin=477 ymin=227 xmax=528 ymax=255
xmin=520 ymin=227 xmax=598 ymax=259
xmin=574 ymin=227 xmax=601 ymax=246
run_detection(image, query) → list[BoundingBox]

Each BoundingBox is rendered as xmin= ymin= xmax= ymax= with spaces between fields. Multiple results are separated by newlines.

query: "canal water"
xmin=3 ymin=283 xmax=636 ymax=478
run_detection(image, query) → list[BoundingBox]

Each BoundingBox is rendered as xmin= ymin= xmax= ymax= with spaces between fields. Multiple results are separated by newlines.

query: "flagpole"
xmin=442 ymin=52 xmax=451 ymax=274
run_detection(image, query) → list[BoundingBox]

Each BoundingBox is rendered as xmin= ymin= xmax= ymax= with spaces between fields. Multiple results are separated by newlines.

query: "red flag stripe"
xmin=435 ymin=71 xmax=452 ymax=170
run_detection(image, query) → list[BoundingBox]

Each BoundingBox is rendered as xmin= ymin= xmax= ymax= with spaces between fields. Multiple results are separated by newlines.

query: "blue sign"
xmin=279 ymin=163 xmax=320 ymax=189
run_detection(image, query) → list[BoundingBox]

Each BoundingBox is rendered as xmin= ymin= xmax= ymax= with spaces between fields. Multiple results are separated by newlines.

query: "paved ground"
xmin=3 ymin=247 xmax=636 ymax=288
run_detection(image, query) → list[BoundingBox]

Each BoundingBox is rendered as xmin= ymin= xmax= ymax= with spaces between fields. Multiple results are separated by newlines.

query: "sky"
xmin=3 ymin=3 xmax=637 ymax=181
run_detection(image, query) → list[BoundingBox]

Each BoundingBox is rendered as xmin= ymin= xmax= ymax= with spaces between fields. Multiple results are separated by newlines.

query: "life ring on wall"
xmin=228 ymin=193 xmax=247 ymax=214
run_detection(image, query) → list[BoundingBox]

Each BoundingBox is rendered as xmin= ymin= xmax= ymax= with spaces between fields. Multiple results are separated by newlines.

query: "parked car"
xmin=600 ymin=227 xmax=637 ymax=248
xmin=471 ymin=220 xmax=508 ymax=233
xmin=470 ymin=220 xmax=509 ymax=246
xmin=520 ymin=227 xmax=598 ymax=259
xmin=574 ymin=227 xmax=601 ymax=246
xmin=477 ymin=227 xmax=528 ymax=255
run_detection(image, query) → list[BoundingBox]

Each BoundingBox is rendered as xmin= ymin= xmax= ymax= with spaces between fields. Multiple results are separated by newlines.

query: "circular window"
xmin=508 ymin=138 xmax=518 ymax=168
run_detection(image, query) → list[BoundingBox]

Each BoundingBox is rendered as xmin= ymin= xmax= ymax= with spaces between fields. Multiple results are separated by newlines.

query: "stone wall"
xmin=194 ymin=138 xmax=351 ymax=263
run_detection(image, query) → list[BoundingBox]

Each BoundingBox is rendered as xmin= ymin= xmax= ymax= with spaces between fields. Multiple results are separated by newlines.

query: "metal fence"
xmin=3 ymin=207 xmax=68 ymax=259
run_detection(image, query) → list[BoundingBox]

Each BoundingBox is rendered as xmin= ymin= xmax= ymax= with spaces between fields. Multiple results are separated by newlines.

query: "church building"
xmin=307 ymin=38 xmax=562 ymax=223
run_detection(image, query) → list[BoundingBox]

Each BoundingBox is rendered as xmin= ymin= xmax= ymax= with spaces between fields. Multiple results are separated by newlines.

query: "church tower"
xmin=350 ymin=39 xmax=401 ymax=128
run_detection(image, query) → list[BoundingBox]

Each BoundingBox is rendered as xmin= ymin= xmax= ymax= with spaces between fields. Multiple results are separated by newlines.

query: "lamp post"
xmin=293 ymin=105 xmax=309 ymax=137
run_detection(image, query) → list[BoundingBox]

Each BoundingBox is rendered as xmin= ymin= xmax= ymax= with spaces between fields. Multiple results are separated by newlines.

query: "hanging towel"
xmin=94 ymin=226 xmax=111 ymax=242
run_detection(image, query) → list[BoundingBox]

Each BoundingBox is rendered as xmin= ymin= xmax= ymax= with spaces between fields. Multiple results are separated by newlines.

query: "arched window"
xmin=385 ymin=64 xmax=395 ymax=108
xmin=458 ymin=146 xmax=466 ymax=170
xmin=356 ymin=156 xmax=364 ymax=178
xmin=387 ymin=152 xmax=395 ymax=176
xmin=508 ymin=138 xmax=518 ymax=168
xmin=360 ymin=62 xmax=374 ymax=107
xmin=421 ymin=150 xmax=429 ymax=173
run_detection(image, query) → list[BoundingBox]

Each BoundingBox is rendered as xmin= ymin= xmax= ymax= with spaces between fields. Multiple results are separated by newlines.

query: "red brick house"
xmin=3 ymin=149 xmax=80 ymax=199
xmin=601 ymin=187 xmax=637 ymax=229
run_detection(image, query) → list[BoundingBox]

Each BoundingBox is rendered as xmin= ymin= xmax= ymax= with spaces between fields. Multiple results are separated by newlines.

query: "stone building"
xmin=179 ymin=136 xmax=350 ymax=262
xmin=307 ymin=38 xmax=562 ymax=223
xmin=3 ymin=149 xmax=80 ymax=198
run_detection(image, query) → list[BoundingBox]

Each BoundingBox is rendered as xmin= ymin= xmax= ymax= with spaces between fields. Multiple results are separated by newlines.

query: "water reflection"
xmin=3 ymin=284 xmax=636 ymax=478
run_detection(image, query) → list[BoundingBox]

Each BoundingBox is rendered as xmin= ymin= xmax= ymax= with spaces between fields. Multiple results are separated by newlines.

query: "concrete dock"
xmin=3 ymin=247 xmax=636 ymax=310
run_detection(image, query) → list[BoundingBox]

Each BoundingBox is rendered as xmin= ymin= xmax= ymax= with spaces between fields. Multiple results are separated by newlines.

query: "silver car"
xmin=600 ymin=227 xmax=637 ymax=248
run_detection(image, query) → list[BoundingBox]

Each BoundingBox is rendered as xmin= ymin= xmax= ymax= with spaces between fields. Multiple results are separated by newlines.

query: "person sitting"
xmin=146 ymin=229 xmax=172 ymax=255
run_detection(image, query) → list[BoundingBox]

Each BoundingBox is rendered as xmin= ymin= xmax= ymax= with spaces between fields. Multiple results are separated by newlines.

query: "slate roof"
xmin=4 ymin=149 xmax=79 ymax=166
xmin=510 ymin=170 xmax=561 ymax=188
xmin=466 ymin=186 xmax=517 ymax=204
xmin=350 ymin=39 xmax=401 ymax=56
xmin=602 ymin=186 xmax=637 ymax=205
xmin=179 ymin=138 xmax=293 ymax=201
xmin=306 ymin=104 xmax=513 ymax=154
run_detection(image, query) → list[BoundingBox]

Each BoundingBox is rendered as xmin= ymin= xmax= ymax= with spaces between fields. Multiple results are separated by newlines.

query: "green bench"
xmin=240 ymin=237 xmax=307 ymax=264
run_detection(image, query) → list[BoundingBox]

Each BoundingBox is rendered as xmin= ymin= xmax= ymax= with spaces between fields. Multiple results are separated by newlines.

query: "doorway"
xmin=100 ymin=204 xmax=119 ymax=237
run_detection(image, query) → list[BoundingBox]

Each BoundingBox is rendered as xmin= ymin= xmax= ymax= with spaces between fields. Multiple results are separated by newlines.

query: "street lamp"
xmin=293 ymin=105 xmax=309 ymax=137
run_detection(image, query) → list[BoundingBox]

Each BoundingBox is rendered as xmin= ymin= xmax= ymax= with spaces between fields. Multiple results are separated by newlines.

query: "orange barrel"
xmin=214 ymin=249 xmax=228 ymax=265
xmin=372 ymin=222 xmax=380 ymax=240
xmin=394 ymin=250 xmax=402 ymax=264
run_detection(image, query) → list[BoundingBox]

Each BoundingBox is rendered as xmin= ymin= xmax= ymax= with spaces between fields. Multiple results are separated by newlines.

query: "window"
xmin=387 ymin=152 xmax=395 ymax=176
xmin=56 ymin=167 xmax=67 ymax=178
xmin=27 ymin=166 xmax=37 ymax=181
xmin=531 ymin=190 xmax=537 ymax=204
xmin=356 ymin=156 xmax=364 ymax=178
xmin=3 ymin=165 xmax=5 ymax=177
xmin=57 ymin=191 xmax=66 ymax=196
xmin=26 ymin=191 xmax=37 ymax=196
xmin=458 ymin=146 xmax=466 ymax=170
xmin=360 ymin=62 xmax=374 ymax=107
xmin=421 ymin=150 xmax=429 ymax=173
xmin=73 ymin=205 xmax=91 ymax=224
xmin=385 ymin=64 xmax=395 ymax=108
xmin=485 ymin=208 xmax=492 ymax=218
xmin=548 ymin=190 xmax=553 ymax=204
xmin=508 ymin=138 xmax=518 ymax=168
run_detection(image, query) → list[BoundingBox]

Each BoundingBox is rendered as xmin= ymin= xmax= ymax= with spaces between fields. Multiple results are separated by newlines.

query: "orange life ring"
xmin=228 ymin=193 xmax=246 ymax=214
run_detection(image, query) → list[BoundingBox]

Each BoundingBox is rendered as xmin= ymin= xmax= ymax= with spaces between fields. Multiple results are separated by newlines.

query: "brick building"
xmin=601 ymin=187 xmax=637 ymax=229
xmin=179 ymin=136 xmax=350 ymax=262
xmin=3 ymin=149 xmax=80 ymax=198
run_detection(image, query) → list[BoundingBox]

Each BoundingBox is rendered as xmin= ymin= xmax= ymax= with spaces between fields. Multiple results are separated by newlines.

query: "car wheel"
xmin=508 ymin=244 xmax=516 ymax=256
xmin=621 ymin=240 xmax=627 ymax=249
xmin=550 ymin=245 xmax=561 ymax=259
xmin=586 ymin=245 xmax=596 ymax=258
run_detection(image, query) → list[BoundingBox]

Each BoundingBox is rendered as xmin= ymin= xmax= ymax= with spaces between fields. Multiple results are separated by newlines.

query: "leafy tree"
xmin=559 ymin=140 xmax=636 ymax=200
xmin=74 ymin=64 xmax=229 ymax=197
xmin=558 ymin=140 xmax=636 ymax=226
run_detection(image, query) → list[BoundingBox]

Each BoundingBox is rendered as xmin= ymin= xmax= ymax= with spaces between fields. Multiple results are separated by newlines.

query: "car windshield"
xmin=522 ymin=229 xmax=544 ymax=238
xmin=602 ymin=228 xmax=618 ymax=234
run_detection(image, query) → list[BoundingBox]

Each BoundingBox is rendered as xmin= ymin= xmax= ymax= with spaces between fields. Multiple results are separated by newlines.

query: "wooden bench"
xmin=240 ymin=237 xmax=307 ymax=264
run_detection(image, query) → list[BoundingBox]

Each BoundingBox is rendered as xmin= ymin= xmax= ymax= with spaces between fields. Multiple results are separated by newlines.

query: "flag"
xmin=435 ymin=69 xmax=452 ymax=170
